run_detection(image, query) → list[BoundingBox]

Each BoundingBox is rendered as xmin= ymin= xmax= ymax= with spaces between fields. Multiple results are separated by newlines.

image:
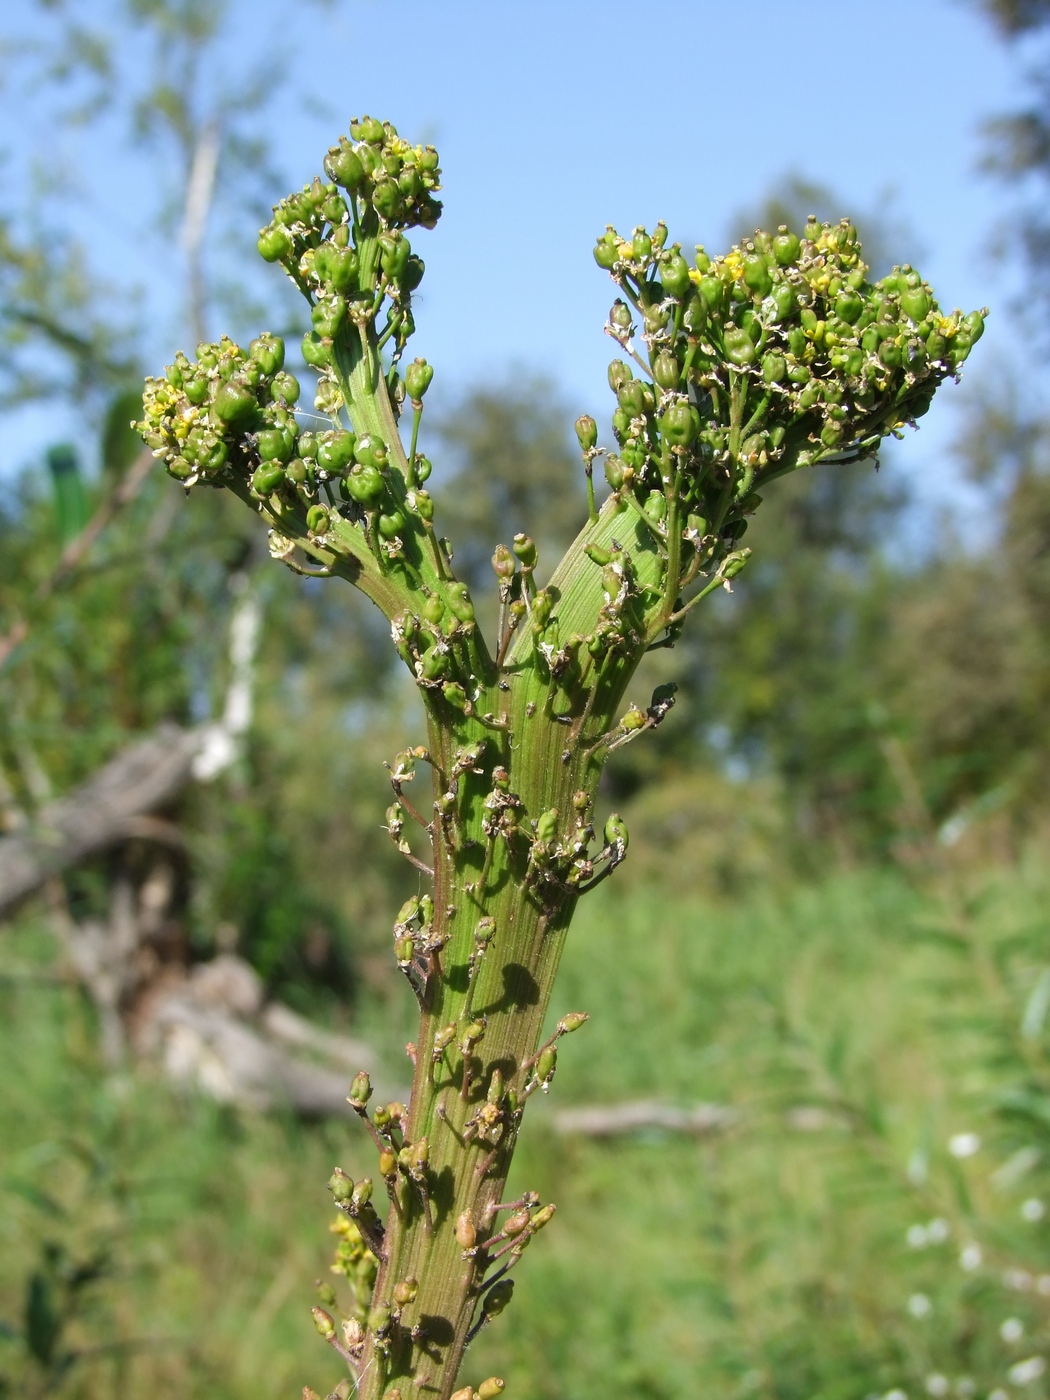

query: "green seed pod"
xmin=212 ymin=381 xmax=257 ymax=425
xmin=530 ymin=1204 xmax=556 ymax=1231
xmin=652 ymin=350 xmax=680 ymax=389
xmin=536 ymin=808 xmax=559 ymax=842
xmin=878 ymin=339 xmax=902 ymax=369
xmin=395 ymin=935 xmax=415 ymax=964
xmin=699 ymin=274 xmax=725 ymax=312
xmin=446 ymin=582 xmax=476 ymax=623
xmin=324 ymin=139 xmax=365 ymax=190
xmin=405 ymin=357 xmax=434 ymax=401
xmin=251 ymin=461 xmax=286 ymax=495
xmin=660 ymin=253 xmax=691 ymax=299
xmin=423 ymin=594 xmax=445 ymax=626
xmin=412 ymin=487 xmax=435 ymax=519
xmin=586 ymin=543 xmax=612 ymax=566
xmin=487 ymin=1067 xmax=504 ymax=1104
xmin=184 ymin=374 xmax=210 ymax=405
xmin=378 ymin=1148 xmax=397 ymax=1177
xmin=442 ymin=681 xmax=469 ymax=711
xmin=482 ymin=1279 xmax=514 ymax=1318
xmin=327 ymin=247 xmax=359 ymax=292
xmin=352 ymin=1177 xmax=373 ymax=1209
xmin=607 ymin=359 xmax=632 ymax=393
xmin=301 ymin=332 xmax=330 ymax=368
xmin=574 ymin=414 xmax=598 ymax=451
xmin=455 ymin=1212 xmax=477 ymax=1249
xmin=772 ymin=228 xmax=801 ymax=266
xmin=834 ymin=290 xmax=864 ymax=325
xmin=256 ymin=428 xmax=294 ymax=464
xmin=723 ymin=326 xmax=757 ymax=366
xmin=963 ymin=309 xmax=986 ymax=343
xmin=512 ymin=533 xmax=537 ymax=568
xmin=610 ymin=299 xmax=633 ymax=333
xmin=621 ymin=705 xmax=646 ymax=731
xmin=604 ymin=455 xmax=626 ymax=491
xmin=270 ymin=371 xmax=300 ymax=405
xmin=477 ymin=1380 xmax=505 ymax=1400
xmin=770 ymin=282 xmax=797 ymax=322
xmin=378 ymin=510 xmax=405 ymax=539
xmin=197 ymin=437 xmax=228 ymax=474
xmin=531 ymin=589 xmax=553 ymax=627
xmin=660 ymin=401 xmax=699 ymax=446
xmin=372 ymin=179 xmax=402 ymax=220
xmin=687 ymin=513 xmax=709 ymax=536
xmin=317 ymin=430 xmax=357 ymax=472
xmin=354 ymin=434 xmax=388 ymax=469
xmin=558 ymin=1012 xmax=589 ymax=1035
xmin=420 ymin=647 xmax=449 ymax=681
xmin=312 ymin=1307 xmax=336 ymax=1340
xmin=900 ymin=284 xmax=931 ymax=323
xmin=593 ymin=231 xmax=619 ymax=269
xmin=536 ymin=1046 xmax=557 ymax=1081
xmin=257 ymin=225 xmax=293 ymax=262
xmin=643 ymin=490 xmax=667 ymax=524
xmin=632 ymin=229 xmax=652 ymax=262
xmin=604 ymin=812 xmax=629 ymax=847
xmin=762 ymin=353 xmax=787 ymax=384
xmin=393 ymin=1278 xmax=418 ymax=1307
xmin=322 ymin=192 xmax=348 ymax=224
xmin=285 ymin=457 xmax=307 ymax=485
xmin=249 ymin=334 xmax=285 ymax=375
xmin=617 ymin=380 xmax=647 ymax=417
xmin=307 ymin=504 xmax=331 ymax=534
xmin=311 ymin=296 xmax=347 ymax=340
xmin=167 ymin=456 xmax=193 ymax=480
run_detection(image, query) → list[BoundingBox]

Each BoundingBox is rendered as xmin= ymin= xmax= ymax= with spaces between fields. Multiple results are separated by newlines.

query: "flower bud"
xmin=352 ymin=1177 xmax=373 ymax=1209
xmin=607 ymin=360 xmax=632 ymax=393
xmin=393 ymin=1277 xmax=418 ymax=1306
xmin=328 ymin=1167 xmax=354 ymax=1203
xmin=307 ymin=504 xmax=331 ymax=534
xmin=604 ymin=812 xmax=629 ymax=848
xmin=536 ymin=1045 xmax=557 ymax=1081
xmin=258 ymin=226 xmax=292 ymax=262
xmin=443 ymin=682 xmax=469 ymax=711
xmin=252 ymin=462 xmax=286 ymax=495
xmin=530 ymin=1204 xmax=556 ymax=1231
xmin=585 ymin=543 xmax=612 ymax=566
xmin=348 ymin=1070 xmax=372 ymax=1106
xmin=558 ymin=1012 xmax=589 ymax=1036
xmin=249 ymin=333 xmax=285 ymax=375
xmin=478 ymin=1381 xmax=506 ymax=1400
xmin=450 ymin=1390 xmax=475 ymax=1400
xmin=395 ymin=935 xmax=416 ymax=964
xmin=574 ymin=415 xmax=598 ymax=452
xmin=312 ymin=1306 xmax=336 ymax=1340
xmin=492 ymin=543 xmax=516 ymax=582
xmin=379 ymin=1149 xmax=397 ymax=1177
xmin=369 ymin=1303 xmax=392 ymax=1334
xmin=504 ymin=1209 xmax=531 ymax=1237
xmin=660 ymin=253 xmax=691 ymax=299
xmin=404 ymin=358 xmax=434 ymax=401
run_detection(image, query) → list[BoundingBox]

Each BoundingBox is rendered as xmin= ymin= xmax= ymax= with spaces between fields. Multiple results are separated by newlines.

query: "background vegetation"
xmin=3 ymin=2 xmax=1050 ymax=1397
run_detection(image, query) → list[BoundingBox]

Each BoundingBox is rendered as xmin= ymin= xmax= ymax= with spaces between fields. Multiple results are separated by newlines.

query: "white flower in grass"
xmin=928 ymin=1218 xmax=950 ymax=1243
xmin=955 ymin=1379 xmax=975 ymax=1398
xmin=1021 ymin=1198 xmax=1045 ymax=1222
xmin=1008 ymin=1357 xmax=1046 ymax=1386
xmin=1003 ymin=1269 xmax=1033 ymax=1292
xmin=1001 ymin=1318 xmax=1024 ymax=1344
xmin=926 ymin=1374 xmax=949 ymax=1396
xmin=960 ymin=1244 xmax=983 ymax=1271
xmin=950 ymin=1133 xmax=981 ymax=1159
xmin=988 ymin=1389 xmax=1009 ymax=1400
xmin=909 ymin=1293 xmax=933 ymax=1318
xmin=885 ymin=1389 xmax=909 ymax=1400
xmin=908 ymin=1224 xmax=929 ymax=1248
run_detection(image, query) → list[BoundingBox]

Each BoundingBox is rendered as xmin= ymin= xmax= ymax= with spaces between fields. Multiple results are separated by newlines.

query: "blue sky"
xmin=0 ymin=0 xmax=1035 ymax=518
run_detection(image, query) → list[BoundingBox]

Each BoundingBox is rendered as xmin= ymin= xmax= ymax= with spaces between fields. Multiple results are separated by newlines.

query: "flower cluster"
xmin=593 ymin=217 xmax=986 ymax=543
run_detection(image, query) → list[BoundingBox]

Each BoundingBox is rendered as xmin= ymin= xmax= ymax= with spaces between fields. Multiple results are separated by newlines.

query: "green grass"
xmin=5 ymin=857 xmax=1050 ymax=1399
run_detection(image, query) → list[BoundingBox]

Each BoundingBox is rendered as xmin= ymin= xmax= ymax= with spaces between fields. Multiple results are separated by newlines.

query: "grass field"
xmin=4 ymin=855 xmax=1050 ymax=1400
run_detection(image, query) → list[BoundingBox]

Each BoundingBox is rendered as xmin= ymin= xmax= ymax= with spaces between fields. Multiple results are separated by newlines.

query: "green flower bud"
xmin=346 ymin=463 xmax=385 ymax=504
xmin=252 ymin=461 xmax=286 ymax=494
xmin=324 ymin=139 xmax=365 ymax=190
xmin=535 ymin=808 xmax=558 ymax=842
xmin=743 ymin=255 xmax=773 ymax=298
xmin=352 ymin=1177 xmax=373 ymax=1209
xmin=307 ymin=504 xmax=331 ymax=534
xmin=585 ymin=542 xmax=612 ymax=566
xmin=312 ymin=1307 xmax=336 ymax=1340
xmin=604 ymin=812 xmax=629 ymax=847
xmin=536 ymin=1046 xmax=557 ymax=1081
xmin=660 ymin=253 xmax=691 ymax=299
xmin=443 ymin=681 xmax=469 ymax=710
xmin=558 ymin=1011 xmax=589 ymax=1034
xmin=477 ymin=1379 xmax=505 ymax=1400
xmin=378 ymin=510 xmax=405 ymax=539
xmin=249 ymin=334 xmax=285 ymax=375
xmin=834 ymin=290 xmax=863 ymax=325
xmin=608 ymin=360 xmax=632 ymax=393
xmin=257 ymin=225 xmax=292 ymax=262
xmin=322 ymin=192 xmax=348 ymax=224
xmin=329 ymin=1167 xmax=354 ymax=1203
xmin=405 ymin=358 xmax=434 ymax=401
xmin=167 ymin=456 xmax=193 ymax=480
xmin=348 ymin=1070 xmax=372 ymax=1106
xmin=512 ymin=533 xmax=537 ymax=568
xmin=184 ymin=374 xmax=210 ymax=405
xmin=317 ymin=430 xmax=357 ymax=472
xmin=699 ymin=274 xmax=725 ymax=312
xmin=660 ymin=401 xmax=699 ymax=446
xmin=212 ymin=381 xmax=257 ymax=425
xmin=574 ymin=414 xmax=598 ymax=451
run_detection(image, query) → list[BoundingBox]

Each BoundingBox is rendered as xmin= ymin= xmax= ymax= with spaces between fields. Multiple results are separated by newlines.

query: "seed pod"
xmin=536 ymin=1045 xmax=557 ymax=1082
xmin=325 ymin=139 xmax=365 ymax=190
xmin=478 ymin=1381 xmax=506 ymax=1400
xmin=249 ymin=334 xmax=285 ymax=375
xmin=213 ymin=381 xmax=257 ymax=425
xmin=394 ymin=935 xmax=415 ymax=964
xmin=660 ymin=253 xmax=691 ymax=299
xmin=369 ymin=1303 xmax=392 ymax=1334
xmin=632 ymin=229 xmax=652 ymax=262
xmin=604 ymin=456 xmax=626 ymax=491
xmin=307 ymin=504 xmax=331 ymax=534
xmin=482 ymin=1279 xmax=514 ymax=1317
xmin=617 ymin=381 xmax=647 ymax=417
xmin=256 ymin=428 xmax=294 ymax=464
xmin=312 ymin=1307 xmax=336 ymax=1340
xmin=378 ymin=1149 xmax=397 ymax=1177
xmin=593 ymin=231 xmax=619 ymax=269
xmin=643 ymin=491 xmax=666 ymax=524
xmin=378 ymin=510 xmax=405 ymax=539
xmin=503 ymin=1209 xmax=531 ymax=1237
xmin=529 ymin=1204 xmax=556 ymax=1231
xmin=462 ymin=1019 xmax=487 ymax=1047
xmin=762 ymin=354 xmax=787 ymax=385
xmin=660 ymin=402 xmax=699 ymax=446
xmin=574 ymin=414 xmax=598 ymax=451
xmin=558 ymin=1012 xmax=588 ymax=1036
xmin=512 ymin=533 xmax=537 ymax=568
xmin=442 ymin=681 xmax=469 ymax=711
xmin=455 ymin=1212 xmax=477 ymax=1249
xmin=252 ymin=461 xmax=286 ymax=495
xmin=585 ymin=543 xmax=612 ymax=566
xmin=723 ymin=326 xmax=756 ymax=366
xmin=531 ymin=590 xmax=553 ymax=628
xmin=393 ymin=1277 xmax=418 ymax=1306
xmin=328 ymin=1167 xmax=354 ymax=1203
xmin=311 ymin=296 xmax=347 ymax=339
xmin=743 ymin=255 xmax=773 ymax=298
xmin=405 ymin=358 xmax=434 ymax=400
xmin=535 ymin=808 xmax=558 ymax=841
xmin=352 ymin=1177 xmax=373 ymax=1208
xmin=450 ymin=1390 xmax=475 ymax=1400
xmin=348 ymin=1071 xmax=372 ymax=1106
xmin=301 ymin=332 xmax=330 ymax=368
xmin=487 ymin=1068 xmax=504 ymax=1104
xmin=420 ymin=648 xmax=449 ymax=681
xmin=446 ymin=582 xmax=476 ymax=623
xmin=607 ymin=359 xmax=632 ymax=393
xmin=258 ymin=225 xmax=293 ymax=262
xmin=604 ymin=812 xmax=629 ymax=848
xmin=652 ymin=350 xmax=680 ymax=389
xmin=346 ymin=464 xmax=385 ymax=503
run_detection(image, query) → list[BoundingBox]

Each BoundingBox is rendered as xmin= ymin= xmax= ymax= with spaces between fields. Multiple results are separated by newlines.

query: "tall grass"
xmin=4 ymin=855 xmax=1050 ymax=1399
